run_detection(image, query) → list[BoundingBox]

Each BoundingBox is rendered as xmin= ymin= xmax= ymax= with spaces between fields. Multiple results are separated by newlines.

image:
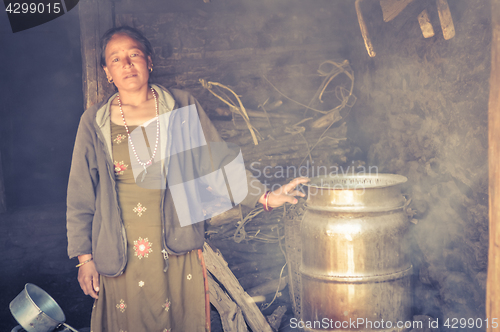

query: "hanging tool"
xmin=436 ymin=0 xmax=455 ymax=40
xmin=418 ymin=9 xmax=435 ymax=38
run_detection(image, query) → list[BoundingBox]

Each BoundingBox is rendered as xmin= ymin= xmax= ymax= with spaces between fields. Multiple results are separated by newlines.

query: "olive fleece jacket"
xmin=67 ymin=84 xmax=266 ymax=277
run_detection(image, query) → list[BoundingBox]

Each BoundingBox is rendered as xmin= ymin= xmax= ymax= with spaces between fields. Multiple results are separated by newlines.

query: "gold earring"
xmin=108 ymin=77 xmax=113 ymax=84
xmin=150 ymin=64 xmax=153 ymax=73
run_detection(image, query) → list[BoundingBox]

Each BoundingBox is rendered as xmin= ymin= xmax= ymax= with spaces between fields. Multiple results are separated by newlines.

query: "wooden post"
xmin=0 ymin=150 xmax=6 ymax=213
xmin=79 ymin=0 xmax=115 ymax=110
xmin=488 ymin=0 xmax=500 ymax=329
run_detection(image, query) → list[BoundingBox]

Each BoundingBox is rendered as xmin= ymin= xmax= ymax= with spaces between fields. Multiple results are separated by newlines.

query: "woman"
xmin=67 ymin=26 xmax=308 ymax=332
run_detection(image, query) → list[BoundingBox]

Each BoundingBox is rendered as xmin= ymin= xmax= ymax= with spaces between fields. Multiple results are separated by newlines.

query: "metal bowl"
xmin=10 ymin=283 xmax=79 ymax=332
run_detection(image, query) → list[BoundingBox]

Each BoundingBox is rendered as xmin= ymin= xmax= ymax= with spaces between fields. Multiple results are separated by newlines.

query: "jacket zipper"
xmin=161 ymin=95 xmax=177 ymax=273
xmin=161 ymin=187 xmax=170 ymax=272
xmin=94 ymin=118 xmax=128 ymax=277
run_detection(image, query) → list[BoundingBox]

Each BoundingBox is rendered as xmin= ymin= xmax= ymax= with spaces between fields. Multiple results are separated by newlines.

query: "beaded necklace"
xmin=117 ymin=87 xmax=159 ymax=180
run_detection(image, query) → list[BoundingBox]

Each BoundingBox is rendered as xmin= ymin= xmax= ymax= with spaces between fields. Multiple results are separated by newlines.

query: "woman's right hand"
xmin=77 ymin=254 xmax=100 ymax=299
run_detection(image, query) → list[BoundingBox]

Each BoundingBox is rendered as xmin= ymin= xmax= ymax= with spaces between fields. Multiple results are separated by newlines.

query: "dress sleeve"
xmin=66 ymin=111 xmax=99 ymax=259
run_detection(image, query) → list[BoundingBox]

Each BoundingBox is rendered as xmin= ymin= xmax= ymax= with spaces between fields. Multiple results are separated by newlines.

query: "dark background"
xmin=0 ymin=4 xmax=88 ymax=331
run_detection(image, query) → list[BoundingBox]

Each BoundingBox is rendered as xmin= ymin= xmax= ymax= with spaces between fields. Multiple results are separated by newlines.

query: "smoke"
xmin=355 ymin=0 xmax=490 ymax=323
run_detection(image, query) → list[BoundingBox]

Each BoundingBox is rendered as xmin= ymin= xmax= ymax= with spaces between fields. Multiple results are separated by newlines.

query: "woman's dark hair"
xmin=99 ymin=26 xmax=153 ymax=67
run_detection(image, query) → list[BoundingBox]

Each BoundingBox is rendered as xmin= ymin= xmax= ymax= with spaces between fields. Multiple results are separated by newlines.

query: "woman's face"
xmin=102 ymin=33 xmax=152 ymax=93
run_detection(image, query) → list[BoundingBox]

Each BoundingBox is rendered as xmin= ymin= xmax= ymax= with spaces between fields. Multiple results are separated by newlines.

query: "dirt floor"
xmin=0 ymin=204 xmax=295 ymax=332
xmin=0 ymin=204 xmax=93 ymax=331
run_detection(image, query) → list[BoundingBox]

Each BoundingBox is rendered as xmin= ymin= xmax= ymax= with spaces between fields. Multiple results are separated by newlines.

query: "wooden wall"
xmin=488 ymin=0 xmax=500 ymax=328
xmin=80 ymin=0 xmax=359 ymax=115
xmin=79 ymin=0 xmax=115 ymax=109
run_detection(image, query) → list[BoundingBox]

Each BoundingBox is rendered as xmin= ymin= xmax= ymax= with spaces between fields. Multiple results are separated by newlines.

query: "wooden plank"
xmin=436 ymin=0 xmax=455 ymax=40
xmin=418 ymin=9 xmax=435 ymax=38
xmin=208 ymin=274 xmax=249 ymax=332
xmin=79 ymin=0 xmax=115 ymax=110
xmin=380 ymin=0 xmax=414 ymax=22
xmin=203 ymin=242 xmax=273 ymax=332
xmin=488 ymin=1 xmax=500 ymax=329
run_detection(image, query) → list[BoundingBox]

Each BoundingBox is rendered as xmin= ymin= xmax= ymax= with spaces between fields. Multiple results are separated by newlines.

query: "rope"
xmin=262 ymin=76 xmax=328 ymax=114
xmin=260 ymin=213 xmax=288 ymax=311
xmin=200 ymin=79 xmax=261 ymax=145
xmin=260 ymin=262 xmax=287 ymax=311
xmin=233 ymin=207 xmax=265 ymax=243
xmin=258 ymin=98 xmax=274 ymax=129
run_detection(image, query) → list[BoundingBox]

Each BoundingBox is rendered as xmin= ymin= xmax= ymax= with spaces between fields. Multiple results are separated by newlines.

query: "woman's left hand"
xmin=259 ymin=177 xmax=310 ymax=209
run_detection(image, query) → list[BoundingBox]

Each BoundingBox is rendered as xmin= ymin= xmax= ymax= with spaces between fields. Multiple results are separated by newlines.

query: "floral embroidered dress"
xmin=90 ymin=121 xmax=207 ymax=332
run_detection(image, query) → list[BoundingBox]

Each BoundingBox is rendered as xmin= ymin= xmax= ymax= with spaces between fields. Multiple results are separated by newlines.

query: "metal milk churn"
xmin=300 ymin=174 xmax=412 ymax=332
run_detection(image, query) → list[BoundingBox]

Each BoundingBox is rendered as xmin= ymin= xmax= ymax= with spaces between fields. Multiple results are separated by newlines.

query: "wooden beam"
xmin=488 ymin=1 xmax=500 ymax=329
xmin=203 ymin=242 xmax=273 ymax=332
xmin=208 ymin=274 xmax=249 ymax=332
xmin=79 ymin=0 xmax=115 ymax=110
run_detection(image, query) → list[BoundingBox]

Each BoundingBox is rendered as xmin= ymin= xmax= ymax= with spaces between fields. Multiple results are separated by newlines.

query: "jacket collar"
xmin=95 ymin=84 xmax=176 ymax=128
